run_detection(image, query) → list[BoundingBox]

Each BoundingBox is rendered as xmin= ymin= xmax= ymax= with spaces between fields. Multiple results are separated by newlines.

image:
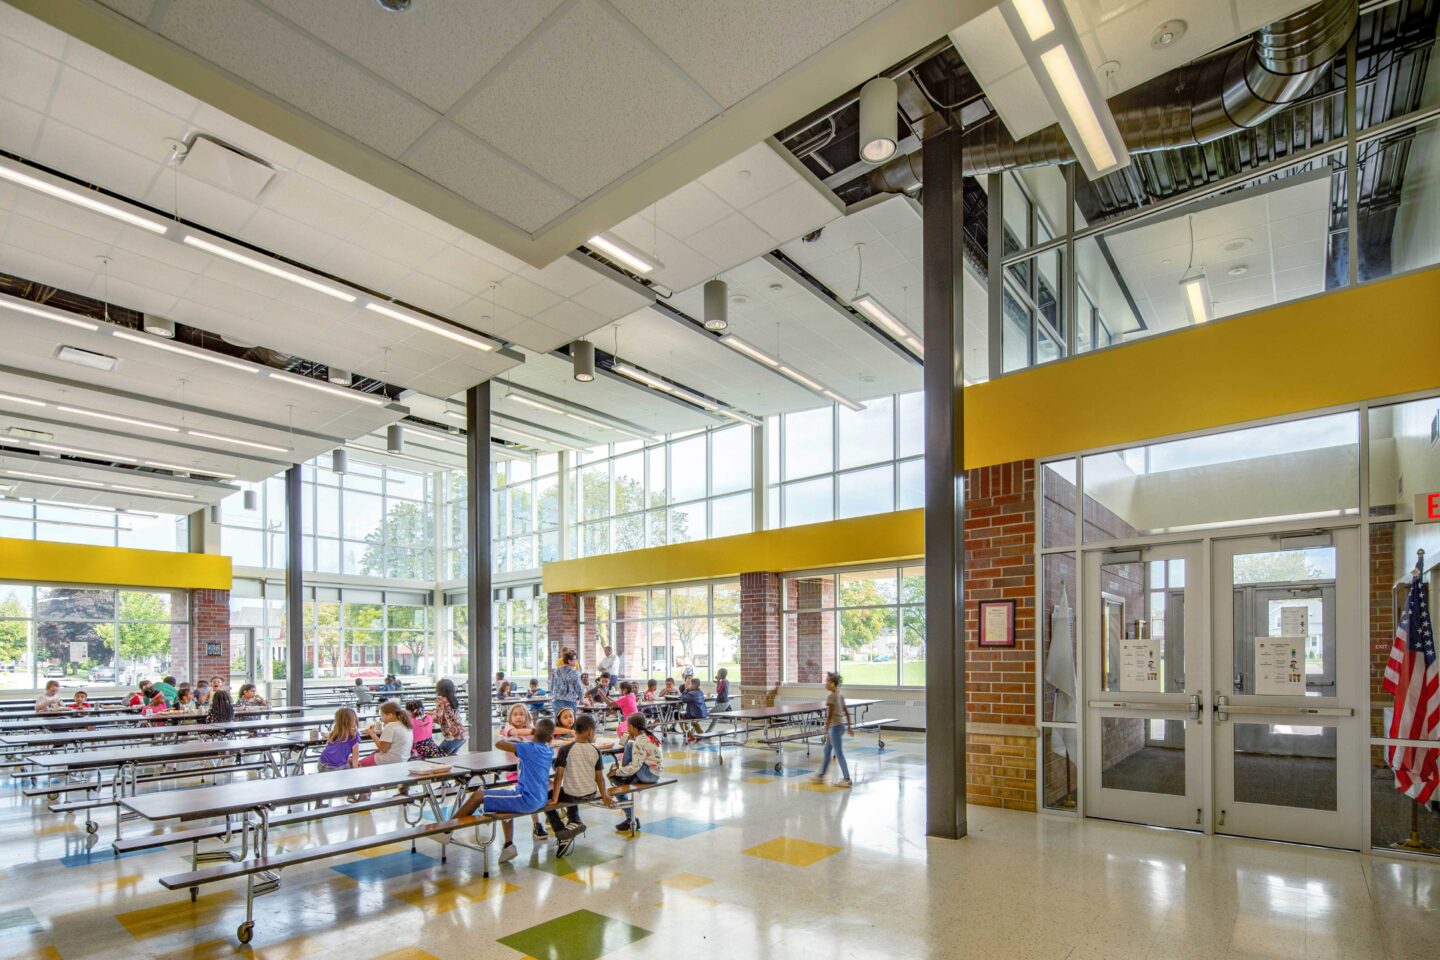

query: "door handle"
xmin=1187 ymin=693 xmax=1202 ymax=722
xmin=1214 ymin=694 xmax=1229 ymax=723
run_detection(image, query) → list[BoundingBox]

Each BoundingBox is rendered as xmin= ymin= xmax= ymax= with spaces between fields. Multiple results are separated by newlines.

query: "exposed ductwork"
xmin=870 ymin=0 xmax=1357 ymax=192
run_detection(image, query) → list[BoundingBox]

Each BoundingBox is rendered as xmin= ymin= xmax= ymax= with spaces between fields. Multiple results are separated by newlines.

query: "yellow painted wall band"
xmin=0 ymin=538 xmax=232 ymax=591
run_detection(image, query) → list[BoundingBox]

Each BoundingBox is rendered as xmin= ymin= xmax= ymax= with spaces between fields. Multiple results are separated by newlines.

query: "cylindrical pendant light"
xmin=703 ymin=279 xmax=728 ymax=331
xmin=143 ymin=316 xmax=175 ymax=338
xmin=208 ymin=504 xmax=221 ymax=524
xmin=327 ymin=367 xmax=352 ymax=386
xmin=858 ymin=76 xmax=899 ymax=164
xmin=572 ymin=340 xmax=595 ymax=382
xmin=242 ymin=489 xmax=257 ymax=511
xmin=331 ymin=448 xmax=348 ymax=475
xmin=386 ymin=424 xmax=405 ymax=454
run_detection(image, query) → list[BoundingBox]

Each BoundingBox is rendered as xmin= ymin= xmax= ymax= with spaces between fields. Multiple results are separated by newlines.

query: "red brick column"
xmin=614 ymin=594 xmax=642 ymax=676
xmin=794 ymin=576 xmax=835 ymax=682
xmin=1369 ymin=523 xmax=1395 ymax=738
xmin=963 ymin=460 xmax=1038 ymax=811
xmin=580 ymin=597 xmax=598 ymax=672
xmin=546 ymin=593 xmax=579 ymax=681
xmin=175 ymin=589 xmax=231 ymax=685
xmin=740 ymin=572 xmax=781 ymax=707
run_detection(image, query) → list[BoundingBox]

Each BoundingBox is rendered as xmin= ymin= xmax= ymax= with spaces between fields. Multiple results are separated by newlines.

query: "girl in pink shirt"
xmin=608 ymin=680 xmax=640 ymax=736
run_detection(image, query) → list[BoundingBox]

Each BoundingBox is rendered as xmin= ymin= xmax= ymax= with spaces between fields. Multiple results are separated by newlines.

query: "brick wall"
xmin=793 ymin=576 xmax=835 ymax=683
xmin=173 ymin=588 xmax=230 ymax=685
xmin=1369 ymin=522 xmax=1395 ymax=738
xmin=546 ymin=592 xmax=579 ymax=682
xmin=740 ymin=572 xmax=781 ymax=707
xmin=962 ymin=460 xmax=1037 ymax=811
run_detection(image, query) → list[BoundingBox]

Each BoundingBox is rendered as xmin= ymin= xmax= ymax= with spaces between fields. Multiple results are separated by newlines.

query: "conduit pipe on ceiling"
xmin=870 ymin=0 xmax=1357 ymax=190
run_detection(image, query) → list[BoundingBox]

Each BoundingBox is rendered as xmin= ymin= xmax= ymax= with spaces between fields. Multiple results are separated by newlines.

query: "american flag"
xmin=1383 ymin=567 xmax=1439 ymax=803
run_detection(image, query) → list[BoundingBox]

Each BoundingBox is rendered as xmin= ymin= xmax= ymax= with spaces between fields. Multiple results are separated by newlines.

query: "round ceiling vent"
xmin=1222 ymin=237 xmax=1253 ymax=253
xmin=1228 ymin=265 xmax=1249 ymax=276
xmin=1150 ymin=20 xmax=1186 ymax=49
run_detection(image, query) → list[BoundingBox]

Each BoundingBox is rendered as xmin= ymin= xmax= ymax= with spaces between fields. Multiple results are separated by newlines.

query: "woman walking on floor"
xmin=810 ymin=672 xmax=852 ymax=788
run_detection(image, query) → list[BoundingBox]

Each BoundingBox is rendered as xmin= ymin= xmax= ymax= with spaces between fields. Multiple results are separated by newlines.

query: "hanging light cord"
xmin=1186 ymin=215 xmax=1196 ymax=274
xmin=853 ymin=243 xmax=864 ymax=299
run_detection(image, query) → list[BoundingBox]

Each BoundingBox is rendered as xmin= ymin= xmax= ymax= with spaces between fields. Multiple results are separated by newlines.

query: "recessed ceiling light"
xmin=57 ymin=405 xmax=179 ymax=433
xmin=0 ymin=160 xmax=168 ymax=235
xmin=55 ymin=345 xmax=119 ymax=371
xmin=365 ymin=301 xmax=498 ymax=353
xmin=187 ymin=430 xmax=289 ymax=453
xmin=111 ymin=329 xmax=260 ymax=373
xmin=183 ymin=234 xmax=357 ymax=302
xmin=1179 ymin=272 xmax=1211 ymax=324
xmin=587 ymin=233 xmax=664 ymax=275
xmin=0 ymin=294 xmax=99 ymax=331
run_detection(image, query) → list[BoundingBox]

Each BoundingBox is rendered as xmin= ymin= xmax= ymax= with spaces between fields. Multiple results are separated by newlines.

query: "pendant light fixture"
xmin=703 ymin=279 xmax=729 ymax=331
xmin=386 ymin=424 xmax=405 ymax=454
xmin=242 ymin=489 xmax=257 ymax=511
xmin=572 ymin=340 xmax=595 ymax=382
xmin=1178 ymin=214 xmax=1210 ymax=324
xmin=858 ymin=76 xmax=899 ymax=163
xmin=143 ymin=316 xmax=175 ymax=338
xmin=331 ymin=448 xmax=348 ymax=475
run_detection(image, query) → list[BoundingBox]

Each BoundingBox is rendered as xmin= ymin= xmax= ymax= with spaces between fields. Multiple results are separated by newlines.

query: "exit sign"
xmin=1418 ymin=492 xmax=1440 ymax=524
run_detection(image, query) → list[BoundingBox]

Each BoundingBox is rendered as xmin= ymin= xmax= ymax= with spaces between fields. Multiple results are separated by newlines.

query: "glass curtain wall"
xmin=440 ymin=587 xmax=547 ymax=681
xmin=766 ymin=391 xmax=923 ymax=528
xmin=0 ymin=500 xmax=186 ymax=551
xmin=781 ymin=565 xmax=926 ymax=687
xmin=993 ymin=5 xmax=1440 ymax=378
xmin=445 ymin=454 xmax=560 ymax=579
xmin=578 ymin=581 xmax=741 ymax=682
xmin=0 ymin=584 xmax=188 ymax=689
xmin=567 ymin=425 xmax=753 ymax=559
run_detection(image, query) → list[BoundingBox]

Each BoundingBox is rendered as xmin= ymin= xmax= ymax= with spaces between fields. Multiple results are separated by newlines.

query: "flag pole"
xmin=1390 ymin=549 xmax=1436 ymax=854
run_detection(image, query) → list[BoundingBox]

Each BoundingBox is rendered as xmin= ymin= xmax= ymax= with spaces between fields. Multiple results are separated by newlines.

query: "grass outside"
xmin=708 ymin=659 xmax=925 ymax=688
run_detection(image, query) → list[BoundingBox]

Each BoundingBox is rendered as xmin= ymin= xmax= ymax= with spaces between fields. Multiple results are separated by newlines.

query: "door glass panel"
xmin=1099 ymin=717 xmax=1186 ymax=796
xmin=1231 ymin=546 xmax=1336 ymax=696
xmin=1232 ymin=723 xmax=1337 ymax=811
xmin=1099 ymin=557 xmax=1184 ymax=693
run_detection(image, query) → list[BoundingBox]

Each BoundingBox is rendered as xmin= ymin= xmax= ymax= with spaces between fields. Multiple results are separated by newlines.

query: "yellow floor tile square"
xmin=657 ymin=872 xmax=713 ymax=890
xmin=114 ymin=891 xmax=238 ymax=940
xmin=663 ymin=763 xmax=704 ymax=775
xmin=390 ymin=875 xmax=516 ymax=915
xmin=796 ymin=781 xmax=848 ymax=793
xmin=741 ymin=777 xmax=773 ymax=785
xmin=370 ymin=950 xmax=439 ymax=960
xmin=742 ymin=836 xmax=842 ymax=868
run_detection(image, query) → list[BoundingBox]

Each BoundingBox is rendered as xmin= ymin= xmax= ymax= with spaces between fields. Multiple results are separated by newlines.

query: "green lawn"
xmin=836 ymin=660 xmax=926 ymax=687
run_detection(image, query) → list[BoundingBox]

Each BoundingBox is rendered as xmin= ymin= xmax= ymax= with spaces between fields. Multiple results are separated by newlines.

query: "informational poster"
xmin=1119 ymin=637 xmax=1161 ymax=692
xmin=1255 ymin=637 xmax=1305 ymax=695
xmin=68 ymin=641 xmax=88 ymax=662
xmin=1279 ymin=605 xmax=1309 ymax=639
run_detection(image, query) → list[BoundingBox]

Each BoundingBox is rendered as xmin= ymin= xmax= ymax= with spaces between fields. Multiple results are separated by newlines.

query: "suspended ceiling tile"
xmin=504 ymin=320 xmax=571 ymax=355
xmin=609 ymin=0 xmax=894 ymax=107
xmin=259 ymin=168 xmax=377 ymax=238
xmin=0 ymin=33 xmax=60 ymax=112
xmin=30 ymin=119 xmax=160 ymax=199
xmin=240 ymin=208 xmax=342 ymax=268
xmin=698 ymin=142 xmax=799 ymax=209
xmin=385 ymin=270 xmax=473 ymax=315
xmin=571 ymin=274 xmax=653 ymax=321
xmin=418 ymin=243 xmax=513 ymax=292
xmin=653 ymin=181 xmax=732 ymax=241
xmin=493 ymin=274 xmax=563 ymax=318
xmin=343 ymin=210 xmax=452 ymax=271
xmin=311 ymin=240 xmax=412 ymax=293
xmin=404 ymin=122 xmax=575 ymax=233
xmin=450 ymin=0 xmax=719 ymax=199
xmin=740 ymin=180 xmax=839 ymax=245
xmin=0 ymin=0 xmax=67 ymax=57
xmin=0 ymin=100 xmax=43 ymax=158
xmin=154 ymin=0 xmax=439 ymax=158
xmin=519 ymin=254 xmax=606 ymax=300
xmin=48 ymin=65 xmax=186 ymax=164
xmin=683 ymin=212 xmax=775 ymax=268
xmin=255 ymin=0 xmax=563 ymax=114
xmin=534 ymin=299 xmax=605 ymax=341
xmin=141 ymin=173 xmax=259 ymax=236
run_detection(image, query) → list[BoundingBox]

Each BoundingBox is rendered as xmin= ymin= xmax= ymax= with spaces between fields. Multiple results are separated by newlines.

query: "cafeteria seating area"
xmin=1 ymin=0 xmax=1439 ymax=957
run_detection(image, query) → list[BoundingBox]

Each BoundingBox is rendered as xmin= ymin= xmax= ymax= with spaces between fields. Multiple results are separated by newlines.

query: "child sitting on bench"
xmin=545 ymin=714 xmax=615 ymax=856
xmin=456 ymin=717 xmax=555 ymax=864
xmin=609 ymin=712 xmax=662 ymax=834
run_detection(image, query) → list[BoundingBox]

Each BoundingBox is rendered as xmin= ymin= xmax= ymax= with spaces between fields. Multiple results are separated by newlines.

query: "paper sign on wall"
xmin=1255 ymin=637 xmax=1305 ymax=695
xmin=68 ymin=641 xmax=88 ymax=662
xmin=1279 ymin=606 xmax=1309 ymax=638
xmin=1119 ymin=637 xmax=1161 ymax=692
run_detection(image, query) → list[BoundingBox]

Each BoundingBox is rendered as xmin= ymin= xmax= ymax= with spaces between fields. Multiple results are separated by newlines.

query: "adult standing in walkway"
xmin=811 ymin=672 xmax=852 ymax=788
xmin=597 ymin=644 xmax=618 ymax=679
xmin=551 ymin=649 xmax=583 ymax=716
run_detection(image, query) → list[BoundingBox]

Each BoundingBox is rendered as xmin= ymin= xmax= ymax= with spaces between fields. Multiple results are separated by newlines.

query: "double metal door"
xmin=1083 ymin=530 xmax=1361 ymax=848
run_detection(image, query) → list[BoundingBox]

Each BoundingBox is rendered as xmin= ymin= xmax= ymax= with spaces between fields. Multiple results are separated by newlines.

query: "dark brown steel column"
xmin=284 ymin=464 xmax=304 ymax=709
xmin=466 ymin=384 xmax=493 ymax=750
xmin=923 ymin=126 xmax=967 ymax=839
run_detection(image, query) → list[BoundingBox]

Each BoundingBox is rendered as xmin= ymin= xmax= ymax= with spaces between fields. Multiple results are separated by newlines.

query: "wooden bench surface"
xmin=114 ymin=794 xmax=418 ymax=853
xmin=29 ymin=736 xmax=298 ymax=770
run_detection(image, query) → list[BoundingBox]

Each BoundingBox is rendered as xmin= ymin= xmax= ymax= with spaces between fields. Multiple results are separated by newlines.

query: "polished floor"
xmin=0 ymin=734 xmax=1435 ymax=960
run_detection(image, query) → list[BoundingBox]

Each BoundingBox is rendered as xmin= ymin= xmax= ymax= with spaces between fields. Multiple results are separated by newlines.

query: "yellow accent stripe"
xmin=962 ymin=268 xmax=1440 ymax=468
xmin=0 ymin=538 xmax=231 ymax=591
xmin=541 ymin=509 xmax=922 ymax=594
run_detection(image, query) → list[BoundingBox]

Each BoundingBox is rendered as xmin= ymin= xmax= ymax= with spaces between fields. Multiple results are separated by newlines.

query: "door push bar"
xmin=1213 ymin=694 xmax=1353 ymax=723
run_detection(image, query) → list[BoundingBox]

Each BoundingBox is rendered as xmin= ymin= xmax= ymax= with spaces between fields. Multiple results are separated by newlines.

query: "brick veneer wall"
xmin=547 ymin=593 xmax=578 ymax=682
xmin=172 ymin=588 xmax=230 ymax=685
xmin=793 ymin=576 xmax=835 ymax=683
xmin=1369 ymin=522 xmax=1395 ymax=738
xmin=739 ymin=572 xmax=781 ymax=707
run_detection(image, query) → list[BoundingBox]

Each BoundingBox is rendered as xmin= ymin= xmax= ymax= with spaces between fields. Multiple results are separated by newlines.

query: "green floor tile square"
xmin=498 ymin=908 xmax=651 ymax=960
xmin=522 ymin=844 xmax=622 ymax=877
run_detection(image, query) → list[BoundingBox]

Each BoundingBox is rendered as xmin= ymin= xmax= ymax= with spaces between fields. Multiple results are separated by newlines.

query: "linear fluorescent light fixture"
xmin=719 ymin=409 xmax=762 ymax=428
xmin=506 ymin=393 xmax=566 ymax=416
xmin=587 ymin=233 xmax=663 ymax=275
xmin=186 ymin=430 xmax=289 ymax=454
xmin=4 ymin=469 xmax=104 ymax=487
xmin=109 ymin=483 xmax=196 ymax=499
xmin=144 ymin=460 xmax=236 ymax=479
xmin=1000 ymin=0 xmax=1129 ymax=180
xmin=57 ymin=405 xmax=180 ymax=433
xmin=851 ymin=293 xmax=918 ymax=344
xmin=0 ymin=293 xmax=100 ymax=331
xmin=717 ymin=336 xmax=864 ymax=410
xmin=0 ymin=391 xmax=45 ymax=407
xmin=183 ymin=235 xmax=357 ymax=303
xmin=614 ymin=363 xmax=721 ymax=413
xmin=0 ymin=159 xmax=168 ymax=235
xmin=27 ymin=441 xmax=137 ymax=463
xmin=1179 ymin=271 xmax=1210 ymax=324
xmin=365 ymin=301 xmax=498 ymax=352
xmin=110 ymin=329 xmax=259 ymax=373
xmin=493 ymin=424 xmax=587 ymax=454
xmin=268 ymin=369 xmax=387 ymax=406
xmin=718 ymin=335 xmax=779 ymax=367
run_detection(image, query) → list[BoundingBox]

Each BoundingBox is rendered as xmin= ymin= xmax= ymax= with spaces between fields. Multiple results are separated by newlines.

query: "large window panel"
xmin=669 ymin=435 xmax=708 ymax=503
xmin=784 ymin=406 xmax=833 ymax=479
xmin=784 ymin=477 xmax=834 ymax=527
xmin=838 ymin=396 xmax=894 ymax=470
xmin=711 ymin=425 xmax=751 ymax=495
xmin=837 ymin=464 xmax=894 ymax=519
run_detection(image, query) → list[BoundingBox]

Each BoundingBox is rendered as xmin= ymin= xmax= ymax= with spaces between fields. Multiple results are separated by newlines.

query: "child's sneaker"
xmin=809 ymin=773 xmax=827 ymax=783
xmin=837 ymin=778 xmax=853 ymax=788
xmin=532 ymin=822 xmax=548 ymax=840
xmin=497 ymin=843 xmax=518 ymax=864
xmin=556 ymin=837 xmax=575 ymax=858
xmin=614 ymin=818 xmax=637 ymax=833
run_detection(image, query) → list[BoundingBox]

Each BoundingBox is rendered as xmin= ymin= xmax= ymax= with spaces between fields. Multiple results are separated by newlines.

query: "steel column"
xmin=283 ymin=465 xmax=304 ymax=709
xmin=923 ymin=126 xmax=967 ymax=840
xmin=466 ymin=384 xmax=494 ymax=750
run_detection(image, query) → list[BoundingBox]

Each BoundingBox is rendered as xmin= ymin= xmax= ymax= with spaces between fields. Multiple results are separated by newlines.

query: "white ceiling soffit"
xmin=0 ymin=16 xmax=655 ymax=372
xmin=778 ymin=194 xmax=989 ymax=386
xmin=603 ymin=141 xmax=842 ymax=294
xmin=4 ymin=0 xmax=987 ymax=267
xmin=0 ymin=453 xmax=237 ymax=514
xmin=951 ymin=0 xmax=1314 ymax=140
xmin=1100 ymin=168 xmax=1331 ymax=335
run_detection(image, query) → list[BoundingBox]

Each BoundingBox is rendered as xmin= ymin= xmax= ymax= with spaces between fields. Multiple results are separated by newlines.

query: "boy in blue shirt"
xmin=456 ymin=717 xmax=555 ymax=864
xmin=679 ymin=677 xmax=708 ymax=742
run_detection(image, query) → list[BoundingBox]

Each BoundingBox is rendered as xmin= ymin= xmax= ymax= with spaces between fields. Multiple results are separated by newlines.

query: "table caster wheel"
xmin=84 ymin=821 xmax=98 ymax=835
xmin=237 ymin=922 xmax=254 ymax=944
xmin=878 ymin=739 xmax=886 ymax=749
xmin=190 ymin=888 xmax=198 ymax=903
xmin=46 ymin=793 xmax=58 ymax=801
xmin=774 ymin=762 xmax=782 ymax=773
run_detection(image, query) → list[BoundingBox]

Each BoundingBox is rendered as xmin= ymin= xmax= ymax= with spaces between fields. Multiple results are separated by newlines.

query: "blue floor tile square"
xmin=0 ymin=908 xmax=41 ymax=939
xmin=641 ymin=817 xmax=722 ymax=840
xmin=331 ymin=850 xmax=436 ymax=882
xmin=758 ymin=766 xmax=813 ymax=778
xmin=58 ymin=846 xmax=159 ymax=869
